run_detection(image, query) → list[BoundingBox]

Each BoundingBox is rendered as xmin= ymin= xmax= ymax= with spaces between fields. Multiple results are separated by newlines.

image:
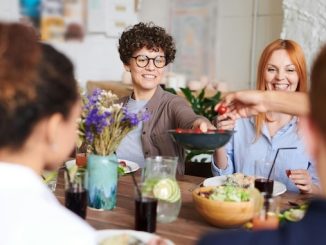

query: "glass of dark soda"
xmin=65 ymin=168 xmax=88 ymax=219
xmin=254 ymin=159 xmax=275 ymax=196
xmin=134 ymin=184 xmax=158 ymax=233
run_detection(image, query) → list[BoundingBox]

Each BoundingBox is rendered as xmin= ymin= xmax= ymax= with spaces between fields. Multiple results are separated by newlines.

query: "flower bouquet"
xmin=77 ymin=88 xmax=149 ymax=210
xmin=77 ymin=88 xmax=149 ymax=155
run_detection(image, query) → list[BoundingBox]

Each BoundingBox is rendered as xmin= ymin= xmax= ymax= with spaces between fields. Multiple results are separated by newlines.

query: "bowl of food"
xmin=168 ymin=129 xmax=234 ymax=151
xmin=192 ymin=186 xmax=260 ymax=228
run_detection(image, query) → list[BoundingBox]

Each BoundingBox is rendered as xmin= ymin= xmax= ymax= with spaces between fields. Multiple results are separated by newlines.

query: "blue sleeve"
xmin=211 ymin=135 xmax=235 ymax=176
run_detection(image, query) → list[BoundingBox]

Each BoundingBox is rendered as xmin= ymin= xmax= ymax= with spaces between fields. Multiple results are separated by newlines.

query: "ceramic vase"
xmin=87 ymin=153 xmax=118 ymax=210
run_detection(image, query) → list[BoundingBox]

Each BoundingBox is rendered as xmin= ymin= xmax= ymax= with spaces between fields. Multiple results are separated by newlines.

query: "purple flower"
xmin=122 ymin=111 xmax=138 ymax=126
xmin=141 ymin=111 xmax=150 ymax=122
xmin=85 ymin=131 xmax=94 ymax=143
xmin=78 ymin=88 xmax=152 ymax=155
xmin=85 ymin=107 xmax=110 ymax=134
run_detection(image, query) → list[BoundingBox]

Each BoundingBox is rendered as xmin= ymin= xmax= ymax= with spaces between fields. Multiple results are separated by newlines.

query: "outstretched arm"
xmin=215 ymin=90 xmax=309 ymax=117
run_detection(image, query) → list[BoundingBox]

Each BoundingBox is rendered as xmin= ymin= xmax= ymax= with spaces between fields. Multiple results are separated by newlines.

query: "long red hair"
xmin=255 ymin=39 xmax=308 ymax=138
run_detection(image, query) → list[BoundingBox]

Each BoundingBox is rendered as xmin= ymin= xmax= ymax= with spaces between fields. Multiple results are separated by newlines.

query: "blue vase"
xmin=87 ymin=153 xmax=118 ymax=210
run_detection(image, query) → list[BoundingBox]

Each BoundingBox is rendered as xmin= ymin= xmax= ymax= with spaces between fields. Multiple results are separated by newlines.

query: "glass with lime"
xmin=142 ymin=156 xmax=181 ymax=223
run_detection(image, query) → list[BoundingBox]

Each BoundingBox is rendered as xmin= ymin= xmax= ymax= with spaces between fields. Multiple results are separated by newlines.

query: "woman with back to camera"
xmin=0 ymin=22 xmax=96 ymax=244
xmin=213 ymin=39 xmax=319 ymax=194
xmin=115 ymin=22 xmax=213 ymax=174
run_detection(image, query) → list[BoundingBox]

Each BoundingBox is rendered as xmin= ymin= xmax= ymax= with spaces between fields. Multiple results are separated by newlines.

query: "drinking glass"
xmin=42 ymin=170 xmax=58 ymax=192
xmin=134 ymin=183 xmax=158 ymax=233
xmin=252 ymin=193 xmax=279 ymax=230
xmin=64 ymin=168 xmax=88 ymax=219
xmin=254 ymin=159 xmax=275 ymax=196
xmin=76 ymin=145 xmax=87 ymax=168
xmin=142 ymin=156 xmax=181 ymax=223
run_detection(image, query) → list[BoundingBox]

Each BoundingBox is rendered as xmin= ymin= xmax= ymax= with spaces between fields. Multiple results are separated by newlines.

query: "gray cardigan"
xmin=119 ymin=86 xmax=209 ymax=175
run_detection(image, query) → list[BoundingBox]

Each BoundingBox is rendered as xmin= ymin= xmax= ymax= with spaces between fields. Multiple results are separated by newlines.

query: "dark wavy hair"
xmin=118 ymin=22 xmax=176 ymax=65
xmin=0 ymin=23 xmax=78 ymax=150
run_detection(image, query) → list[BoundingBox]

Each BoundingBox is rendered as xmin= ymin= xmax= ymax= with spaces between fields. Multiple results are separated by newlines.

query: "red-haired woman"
xmin=213 ymin=39 xmax=319 ymax=194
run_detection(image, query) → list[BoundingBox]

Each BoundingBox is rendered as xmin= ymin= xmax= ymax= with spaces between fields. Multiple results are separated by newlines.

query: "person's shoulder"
xmin=198 ymin=229 xmax=280 ymax=245
xmin=161 ymin=89 xmax=182 ymax=99
xmin=198 ymin=230 xmax=253 ymax=245
xmin=159 ymin=90 xmax=189 ymax=107
xmin=234 ymin=117 xmax=254 ymax=130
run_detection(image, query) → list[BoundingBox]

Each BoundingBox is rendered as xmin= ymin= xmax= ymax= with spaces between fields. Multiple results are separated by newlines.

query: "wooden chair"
xmin=86 ymin=80 xmax=133 ymax=98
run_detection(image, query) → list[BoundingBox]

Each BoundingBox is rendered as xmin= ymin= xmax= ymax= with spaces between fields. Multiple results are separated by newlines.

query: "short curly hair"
xmin=118 ymin=22 xmax=176 ymax=66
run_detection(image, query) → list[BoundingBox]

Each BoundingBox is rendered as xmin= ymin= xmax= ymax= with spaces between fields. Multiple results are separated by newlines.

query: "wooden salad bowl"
xmin=192 ymin=186 xmax=256 ymax=228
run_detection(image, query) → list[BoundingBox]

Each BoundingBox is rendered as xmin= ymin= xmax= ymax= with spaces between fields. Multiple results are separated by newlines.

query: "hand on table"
xmin=287 ymin=169 xmax=316 ymax=194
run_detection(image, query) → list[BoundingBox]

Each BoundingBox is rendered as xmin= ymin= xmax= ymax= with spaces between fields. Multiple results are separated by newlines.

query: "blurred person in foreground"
xmin=0 ymin=22 xmax=96 ymax=244
xmin=198 ymin=44 xmax=326 ymax=245
xmin=116 ymin=22 xmax=213 ymax=174
xmin=213 ymin=39 xmax=319 ymax=194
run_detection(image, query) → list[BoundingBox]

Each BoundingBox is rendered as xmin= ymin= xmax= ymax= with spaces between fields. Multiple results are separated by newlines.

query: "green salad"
xmin=209 ymin=185 xmax=250 ymax=202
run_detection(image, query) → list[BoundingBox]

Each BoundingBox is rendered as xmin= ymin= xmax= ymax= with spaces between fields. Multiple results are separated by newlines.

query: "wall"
xmin=139 ymin=0 xmax=283 ymax=90
xmin=281 ymin=0 xmax=326 ymax=74
xmin=0 ymin=0 xmax=19 ymax=21
xmin=0 ymin=0 xmax=282 ymax=90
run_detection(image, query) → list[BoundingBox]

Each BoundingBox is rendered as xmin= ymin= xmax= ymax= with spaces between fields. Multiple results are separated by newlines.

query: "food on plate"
xmin=118 ymin=160 xmax=128 ymax=175
xmin=99 ymin=233 xmax=168 ymax=245
xmin=281 ymin=203 xmax=308 ymax=222
xmin=99 ymin=233 xmax=144 ymax=245
xmin=225 ymin=173 xmax=255 ymax=188
xmin=198 ymin=185 xmax=251 ymax=202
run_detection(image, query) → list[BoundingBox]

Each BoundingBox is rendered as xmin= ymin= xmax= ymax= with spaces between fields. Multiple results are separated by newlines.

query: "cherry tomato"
xmin=193 ymin=128 xmax=202 ymax=134
xmin=216 ymin=105 xmax=227 ymax=115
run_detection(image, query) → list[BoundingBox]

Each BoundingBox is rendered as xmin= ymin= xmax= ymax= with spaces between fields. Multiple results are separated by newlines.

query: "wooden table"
xmin=54 ymin=170 xmax=314 ymax=245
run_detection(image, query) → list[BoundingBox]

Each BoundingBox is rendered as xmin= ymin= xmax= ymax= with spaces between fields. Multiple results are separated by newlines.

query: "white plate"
xmin=118 ymin=159 xmax=139 ymax=174
xmin=203 ymin=175 xmax=287 ymax=196
xmin=65 ymin=159 xmax=139 ymax=174
xmin=96 ymin=229 xmax=174 ymax=245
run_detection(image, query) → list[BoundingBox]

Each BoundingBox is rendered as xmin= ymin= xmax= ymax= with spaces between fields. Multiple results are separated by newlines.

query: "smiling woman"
xmin=115 ymin=22 xmax=213 ymax=174
xmin=212 ymin=39 xmax=320 ymax=195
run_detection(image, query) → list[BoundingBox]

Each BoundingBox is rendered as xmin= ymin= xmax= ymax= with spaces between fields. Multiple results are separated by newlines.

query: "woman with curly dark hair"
xmin=116 ymin=22 xmax=213 ymax=174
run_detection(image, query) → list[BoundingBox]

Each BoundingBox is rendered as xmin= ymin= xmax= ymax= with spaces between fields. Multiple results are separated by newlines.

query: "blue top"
xmin=116 ymin=97 xmax=148 ymax=168
xmin=211 ymin=117 xmax=319 ymax=193
xmin=198 ymin=199 xmax=326 ymax=245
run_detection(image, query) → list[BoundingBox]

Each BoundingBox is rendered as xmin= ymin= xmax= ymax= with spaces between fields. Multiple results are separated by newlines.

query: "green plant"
xmin=165 ymin=87 xmax=222 ymax=162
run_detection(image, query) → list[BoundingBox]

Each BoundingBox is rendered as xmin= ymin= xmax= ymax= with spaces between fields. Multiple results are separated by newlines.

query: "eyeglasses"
xmin=132 ymin=55 xmax=166 ymax=68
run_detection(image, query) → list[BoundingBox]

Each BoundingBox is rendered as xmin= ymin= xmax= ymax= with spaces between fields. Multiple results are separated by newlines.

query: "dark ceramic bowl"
xmin=168 ymin=129 xmax=235 ymax=151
